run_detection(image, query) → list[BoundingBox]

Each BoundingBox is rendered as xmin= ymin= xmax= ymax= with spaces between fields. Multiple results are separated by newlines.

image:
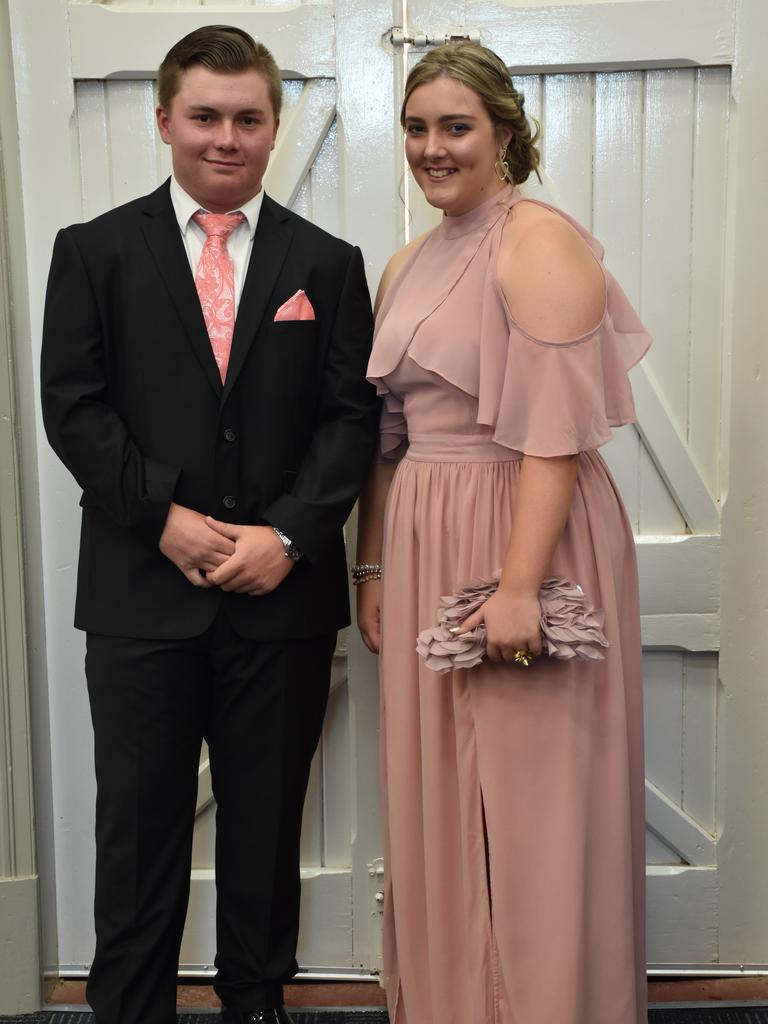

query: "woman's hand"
xmin=459 ymin=586 xmax=542 ymax=664
xmin=357 ymin=579 xmax=382 ymax=654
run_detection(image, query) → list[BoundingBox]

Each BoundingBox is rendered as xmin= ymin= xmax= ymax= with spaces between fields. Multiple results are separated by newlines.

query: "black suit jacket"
xmin=41 ymin=181 xmax=379 ymax=640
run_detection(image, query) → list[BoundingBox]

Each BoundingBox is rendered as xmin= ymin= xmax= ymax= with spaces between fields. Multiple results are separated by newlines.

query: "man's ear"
xmin=271 ymin=117 xmax=280 ymax=150
xmin=156 ymin=106 xmax=171 ymax=144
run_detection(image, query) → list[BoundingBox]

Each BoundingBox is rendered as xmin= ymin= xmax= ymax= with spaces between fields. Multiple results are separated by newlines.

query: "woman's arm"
xmin=355 ymin=458 xmax=399 ymax=653
xmin=460 ymin=204 xmax=604 ymax=662
xmin=354 ymin=235 xmax=430 ymax=653
xmin=466 ymin=454 xmax=578 ymax=661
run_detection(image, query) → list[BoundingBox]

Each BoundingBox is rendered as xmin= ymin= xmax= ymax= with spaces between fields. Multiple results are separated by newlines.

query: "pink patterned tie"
xmin=192 ymin=211 xmax=246 ymax=383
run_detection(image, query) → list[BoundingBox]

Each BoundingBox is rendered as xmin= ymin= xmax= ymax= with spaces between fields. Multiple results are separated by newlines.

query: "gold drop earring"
xmin=495 ymin=144 xmax=511 ymax=183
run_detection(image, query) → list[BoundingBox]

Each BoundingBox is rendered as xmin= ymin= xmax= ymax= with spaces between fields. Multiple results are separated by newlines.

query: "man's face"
xmin=156 ymin=65 xmax=279 ymax=213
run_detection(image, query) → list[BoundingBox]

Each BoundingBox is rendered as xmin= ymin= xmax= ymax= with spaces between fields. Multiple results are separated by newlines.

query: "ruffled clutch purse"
xmin=416 ymin=572 xmax=609 ymax=674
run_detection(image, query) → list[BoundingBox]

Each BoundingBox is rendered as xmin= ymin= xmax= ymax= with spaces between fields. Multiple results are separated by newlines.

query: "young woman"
xmin=355 ymin=42 xmax=650 ymax=1024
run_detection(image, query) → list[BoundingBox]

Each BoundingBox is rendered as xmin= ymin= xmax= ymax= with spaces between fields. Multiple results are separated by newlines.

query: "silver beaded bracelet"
xmin=351 ymin=562 xmax=382 ymax=586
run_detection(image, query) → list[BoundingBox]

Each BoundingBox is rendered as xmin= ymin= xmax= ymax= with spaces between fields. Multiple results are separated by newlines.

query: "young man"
xmin=41 ymin=26 xmax=378 ymax=1024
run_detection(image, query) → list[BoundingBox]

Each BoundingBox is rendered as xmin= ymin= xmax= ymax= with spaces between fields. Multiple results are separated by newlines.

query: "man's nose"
xmin=214 ymin=120 xmax=237 ymax=149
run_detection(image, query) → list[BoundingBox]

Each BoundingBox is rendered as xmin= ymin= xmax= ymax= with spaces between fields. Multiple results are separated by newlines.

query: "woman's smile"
xmin=403 ymin=74 xmax=509 ymax=216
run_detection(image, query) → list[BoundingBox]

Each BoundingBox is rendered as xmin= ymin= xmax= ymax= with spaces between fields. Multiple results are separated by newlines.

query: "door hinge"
xmin=389 ymin=27 xmax=481 ymax=49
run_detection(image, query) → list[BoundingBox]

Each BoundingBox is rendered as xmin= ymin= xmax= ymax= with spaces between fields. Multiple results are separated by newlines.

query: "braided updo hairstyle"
xmin=400 ymin=41 xmax=540 ymax=185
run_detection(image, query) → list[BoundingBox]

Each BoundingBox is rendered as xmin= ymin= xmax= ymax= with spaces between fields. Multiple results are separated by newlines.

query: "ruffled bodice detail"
xmin=367 ymin=185 xmax=652 ymax=458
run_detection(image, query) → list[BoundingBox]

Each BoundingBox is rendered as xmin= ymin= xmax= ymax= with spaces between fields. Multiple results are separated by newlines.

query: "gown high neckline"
xmin=437 ymin=183 xmax=516 ymax=240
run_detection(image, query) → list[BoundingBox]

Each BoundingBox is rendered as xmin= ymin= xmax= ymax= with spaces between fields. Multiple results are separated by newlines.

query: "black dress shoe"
xmin=221 ymin=1009 xmax=295 ymax=1024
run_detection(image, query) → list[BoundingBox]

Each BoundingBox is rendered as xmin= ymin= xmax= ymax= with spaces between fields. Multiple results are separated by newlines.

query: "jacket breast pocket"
xmin=271 ymin=320 xmax=317 ymax=347
xmin=265 ymin=322 xmax=321 ymax=389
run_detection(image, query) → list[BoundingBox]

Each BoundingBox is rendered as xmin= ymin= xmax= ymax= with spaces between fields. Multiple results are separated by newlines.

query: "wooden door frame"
xmin=717 ymin=0 xmax=768 ymax=967
xmin=0 ymin=0 xmax=41 ymax=1011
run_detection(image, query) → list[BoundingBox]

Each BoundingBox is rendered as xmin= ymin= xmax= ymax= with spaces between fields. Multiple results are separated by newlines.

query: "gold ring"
xmin=448 ymin=626 xmax=462 ymax=635
xmin=513 ymin=649 xmax=534 ymax=667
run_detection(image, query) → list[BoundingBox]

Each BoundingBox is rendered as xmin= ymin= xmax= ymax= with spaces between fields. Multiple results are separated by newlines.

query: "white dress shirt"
xmin=169 ymin=176 xmax=264 ymax=312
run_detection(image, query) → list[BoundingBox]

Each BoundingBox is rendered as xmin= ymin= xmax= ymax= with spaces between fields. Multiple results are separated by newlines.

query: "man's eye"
xmin=241 ymin=117 xmax=256 ymax=126
xmin=195 ymin=114 xmax=211 ymax=123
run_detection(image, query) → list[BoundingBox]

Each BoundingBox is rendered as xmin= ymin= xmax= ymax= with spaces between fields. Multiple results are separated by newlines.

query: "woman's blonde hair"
xmin=401 ymin=42 xmax=540 ymax=185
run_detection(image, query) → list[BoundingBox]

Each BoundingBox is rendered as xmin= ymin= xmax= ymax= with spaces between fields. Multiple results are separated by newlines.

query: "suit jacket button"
xmin=223 ymin=428 xmax=236 ymax=443
xmin=222 ymin=495 xmax=236 ymax=510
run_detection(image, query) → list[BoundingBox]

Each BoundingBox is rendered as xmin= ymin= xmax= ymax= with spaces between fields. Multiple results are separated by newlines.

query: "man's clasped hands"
xmin=158 ymin=502 xmax=293 ymax=596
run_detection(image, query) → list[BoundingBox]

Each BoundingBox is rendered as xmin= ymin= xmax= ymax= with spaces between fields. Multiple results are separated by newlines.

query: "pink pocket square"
xmin=274 ymin=290 xmax=315 ymax=322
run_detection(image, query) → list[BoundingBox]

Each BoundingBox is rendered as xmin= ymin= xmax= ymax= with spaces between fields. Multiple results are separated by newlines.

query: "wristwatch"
xmin=272 ymin=526 xmax=302 ymax=561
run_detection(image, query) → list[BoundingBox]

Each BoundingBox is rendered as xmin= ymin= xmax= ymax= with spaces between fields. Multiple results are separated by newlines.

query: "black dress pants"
xmin=84 ymin=609 xmax=336 ymax=1024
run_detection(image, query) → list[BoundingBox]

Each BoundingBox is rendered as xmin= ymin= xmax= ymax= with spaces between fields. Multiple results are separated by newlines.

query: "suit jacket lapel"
xmin=140 ymin=182 xmax=223 ymax=399
xmin=222 ymin=195 xmax=293 ymax=402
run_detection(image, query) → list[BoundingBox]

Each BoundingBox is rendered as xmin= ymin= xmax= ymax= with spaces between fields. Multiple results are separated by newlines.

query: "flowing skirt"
xmin=379 ymin=442 xmax=646 ymax=1024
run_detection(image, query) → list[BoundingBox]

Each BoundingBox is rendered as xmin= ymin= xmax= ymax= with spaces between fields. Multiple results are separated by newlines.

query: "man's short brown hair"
xmin=157 ymin=25 xmax=282 ymax=117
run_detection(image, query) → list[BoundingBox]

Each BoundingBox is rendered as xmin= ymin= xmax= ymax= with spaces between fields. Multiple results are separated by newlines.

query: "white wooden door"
xmin=10 ymin=0 xmax=396 ymax=977
xmin=402 ymin=0 xmax=732 ymax=968
xmin=11 ymin=0 xmax=768 ymax=983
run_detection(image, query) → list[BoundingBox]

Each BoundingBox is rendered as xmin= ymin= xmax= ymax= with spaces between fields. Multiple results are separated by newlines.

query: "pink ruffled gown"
xmin=367 ymin=185 xmax=651 ymax=1024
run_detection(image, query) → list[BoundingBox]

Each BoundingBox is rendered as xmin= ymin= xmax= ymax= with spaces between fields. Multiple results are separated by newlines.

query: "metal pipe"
xmin=50 ymin=966 xmax=382 ymax=982
xmin=50 ymin=964 xmax=768 ymax=980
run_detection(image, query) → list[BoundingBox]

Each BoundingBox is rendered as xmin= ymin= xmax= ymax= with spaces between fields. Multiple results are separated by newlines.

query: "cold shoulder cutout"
xmin=367 ymin=184 xmax=652 ymax=458
xmin=498 ymin=209 xmax=607 ymax=344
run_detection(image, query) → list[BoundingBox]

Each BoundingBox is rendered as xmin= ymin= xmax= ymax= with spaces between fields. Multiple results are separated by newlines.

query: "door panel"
xmin=72 ymin=64 xmax=378 ymax=972
xmin=15 ymin=0 xmax=397 ymax=976
xmin=403 ymin=0 xmax=731 ymax=965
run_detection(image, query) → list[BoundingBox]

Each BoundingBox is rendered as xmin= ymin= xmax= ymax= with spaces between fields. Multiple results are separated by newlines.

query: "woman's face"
xmin=403 ymin=74 xmax=510 ymax=217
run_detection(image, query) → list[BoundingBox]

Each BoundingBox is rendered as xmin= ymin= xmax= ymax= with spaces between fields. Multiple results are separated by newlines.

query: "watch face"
xmin=273 ymin=526 xmax=296 ymax=558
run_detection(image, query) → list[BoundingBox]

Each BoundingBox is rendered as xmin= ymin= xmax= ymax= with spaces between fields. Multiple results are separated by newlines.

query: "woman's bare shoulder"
xmin=498 ymin=201 xmax=605 ymax=343
xmin=374 ymin=230 xmax=433 ymax=315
